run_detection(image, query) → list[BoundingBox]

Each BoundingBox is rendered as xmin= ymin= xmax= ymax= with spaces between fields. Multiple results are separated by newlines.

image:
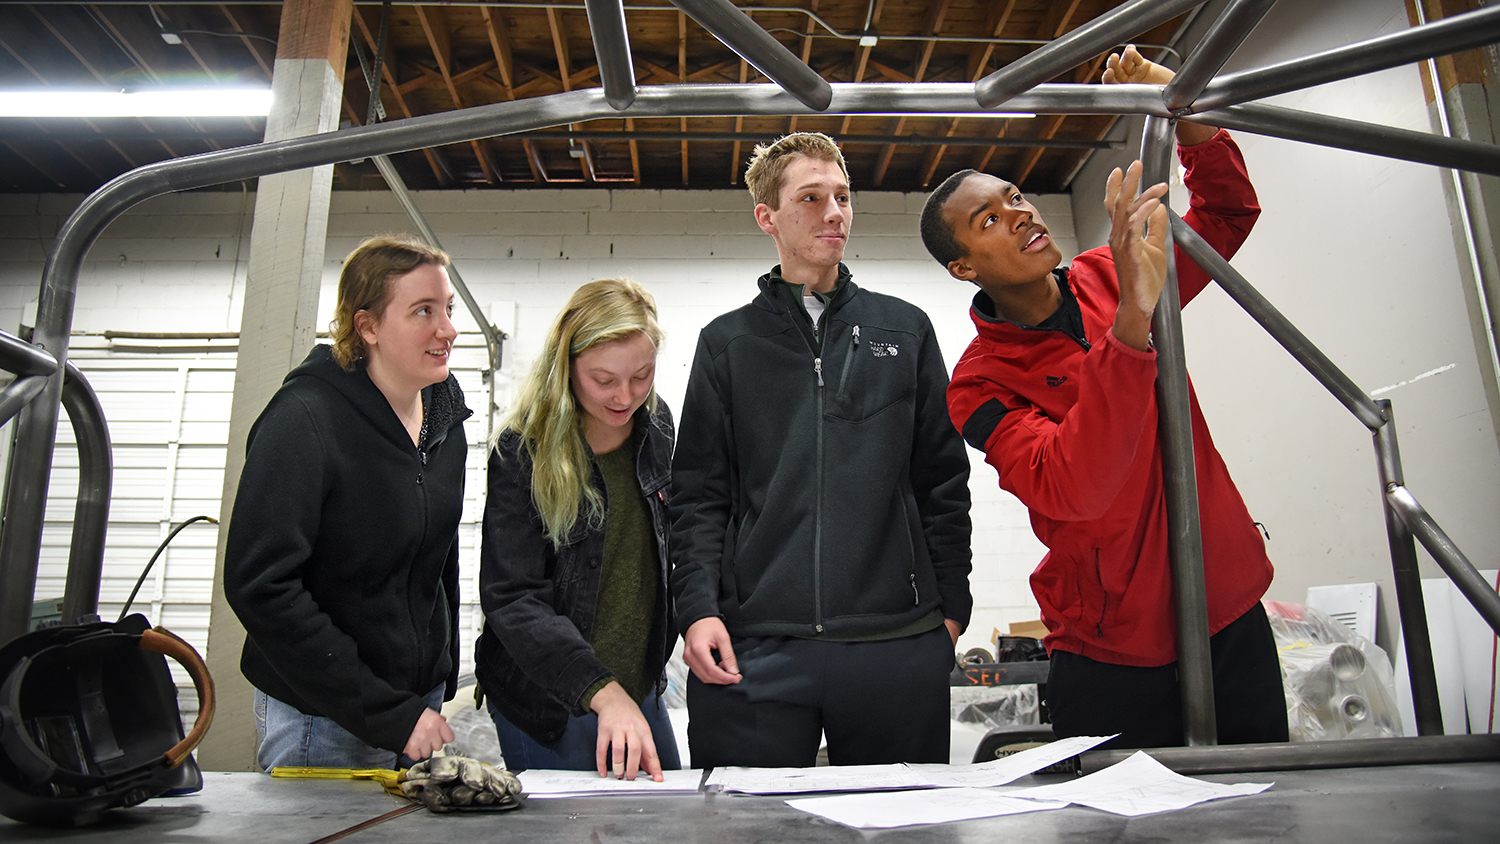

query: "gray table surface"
xmin=2 ymin=762 xmax=1497 ymax=843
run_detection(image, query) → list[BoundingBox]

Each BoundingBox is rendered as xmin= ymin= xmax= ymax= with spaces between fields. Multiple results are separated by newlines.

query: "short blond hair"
xmin=330 ymin=235 xmax=450 ymax=370
xmin=744 ymin=132 xmax=850 ymax=209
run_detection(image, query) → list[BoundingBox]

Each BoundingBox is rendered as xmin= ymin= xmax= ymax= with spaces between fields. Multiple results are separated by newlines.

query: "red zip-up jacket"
xmin=947 ymin=129 xmax=1270 ymax=667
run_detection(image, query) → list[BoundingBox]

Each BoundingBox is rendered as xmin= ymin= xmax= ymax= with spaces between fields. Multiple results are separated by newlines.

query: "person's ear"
xmin=753 ymin=202 xmax=776 ymax=236
xmin=354 ymin=309 xmax=379 ymax=347
xmin=946 ymin=256 xmax=976 ymax=283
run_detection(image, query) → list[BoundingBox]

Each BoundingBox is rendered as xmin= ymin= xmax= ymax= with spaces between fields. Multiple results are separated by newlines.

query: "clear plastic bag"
xmin=1263 ymin=600 xmax=1403 ymax=741
xmin=949 ymin=683 xmax=1040 ymax=731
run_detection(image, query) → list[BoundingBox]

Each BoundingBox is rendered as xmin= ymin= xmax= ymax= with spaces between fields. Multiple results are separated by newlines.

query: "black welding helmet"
xmin=0 ymin=613 xmax=214 ymax=826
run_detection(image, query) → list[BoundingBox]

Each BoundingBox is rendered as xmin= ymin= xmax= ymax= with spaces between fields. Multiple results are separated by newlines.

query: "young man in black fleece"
xmin=669 ymin=132 xmax=973 ymax=768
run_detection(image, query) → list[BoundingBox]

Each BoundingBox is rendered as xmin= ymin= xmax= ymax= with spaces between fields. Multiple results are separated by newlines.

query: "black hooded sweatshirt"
xmin=225 ymin=343 xmax=471 ymax=753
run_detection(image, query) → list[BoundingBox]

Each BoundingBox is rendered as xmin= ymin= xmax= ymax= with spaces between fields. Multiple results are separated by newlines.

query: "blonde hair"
xmin=503 ymin=278 xmax=664 ymax=548
xmin=330 ymin=235 xmax=450 ymax=371
xmin=744 ymin=132 xmax=850 ymax=209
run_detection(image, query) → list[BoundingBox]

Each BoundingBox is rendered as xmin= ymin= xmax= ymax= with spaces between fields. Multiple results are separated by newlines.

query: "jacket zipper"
xmin=835 ymin=325 xmax=860 ymax=402
xmin=813 ymin=353 xmax=825 ymax=632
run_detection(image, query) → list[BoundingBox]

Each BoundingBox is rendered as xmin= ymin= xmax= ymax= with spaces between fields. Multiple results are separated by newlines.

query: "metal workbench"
xmin=2 ymin=762 xmax=1496 ymax=843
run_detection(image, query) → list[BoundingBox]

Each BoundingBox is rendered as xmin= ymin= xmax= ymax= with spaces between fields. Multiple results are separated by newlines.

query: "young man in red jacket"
xmin=920 ymin=47 xmax=1287 ymax=749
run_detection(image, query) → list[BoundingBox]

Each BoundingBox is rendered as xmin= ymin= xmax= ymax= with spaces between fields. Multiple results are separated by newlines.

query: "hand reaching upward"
xmin=1105 ymin=160 xmax=1171 ymax=352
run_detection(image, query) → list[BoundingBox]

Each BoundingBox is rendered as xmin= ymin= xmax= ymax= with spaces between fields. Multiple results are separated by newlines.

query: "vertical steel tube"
xmin=1142 ymin=114 xmax=1217 ymax=747
xmin=59 ymin=362 xmax=111 ymax=625
xmin=1373 ymin=399 xmax=1444 ymax=735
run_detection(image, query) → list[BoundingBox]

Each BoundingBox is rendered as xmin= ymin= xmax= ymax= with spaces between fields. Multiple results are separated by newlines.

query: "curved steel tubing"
xmin=59 ymin=361 xmax=111 ymax=626
xmin=1386 ymin=484 xmax=1500 ymax=635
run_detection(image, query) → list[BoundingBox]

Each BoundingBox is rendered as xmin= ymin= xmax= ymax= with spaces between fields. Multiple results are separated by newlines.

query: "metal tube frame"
xmin=1141 ymin=113 xmax=1217 ymax=747
xmin=58 ymin=362 xmax=111 ymax=626
xmin=0 ymin=1 xmax=1495 ymax=772
xmin=974 ymin=0 xmax=1203 ymax=108
xmin=585 ymin=0 xmax=637 ymax=110
xmin=1163 ymin=0 xmax=1279 ymax=112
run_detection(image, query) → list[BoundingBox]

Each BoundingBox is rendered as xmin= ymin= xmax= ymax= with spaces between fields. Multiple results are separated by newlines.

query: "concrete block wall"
xmin=0 ymin=185 xmax=1080 ymax=658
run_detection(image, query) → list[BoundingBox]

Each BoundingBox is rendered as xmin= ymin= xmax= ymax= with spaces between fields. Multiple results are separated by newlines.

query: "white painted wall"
xmin=0 ymin=184 xmax=1079 ymax=665
xmin=1071 ymin=0 xmax=1500 ymax=655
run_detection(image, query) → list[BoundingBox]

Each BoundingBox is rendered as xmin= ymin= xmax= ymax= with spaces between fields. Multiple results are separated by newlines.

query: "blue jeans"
xmin=254 ymin=686 xmax=445 ymax=771
xmin=487 ymin=691 xmax=681 ymax=773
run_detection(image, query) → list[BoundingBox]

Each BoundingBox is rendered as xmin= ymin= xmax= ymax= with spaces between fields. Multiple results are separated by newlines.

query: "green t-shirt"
xmin=584 ymin=443 xmax=658 ymax=706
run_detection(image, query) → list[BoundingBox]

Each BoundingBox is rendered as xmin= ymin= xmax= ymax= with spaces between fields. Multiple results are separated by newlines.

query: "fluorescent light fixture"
xmin=0 ymin=88 xmax=273 ymax=118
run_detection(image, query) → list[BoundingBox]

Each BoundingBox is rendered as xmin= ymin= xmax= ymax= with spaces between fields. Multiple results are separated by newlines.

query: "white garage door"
xmin=35 ymin=334 xmax=496 ymax=730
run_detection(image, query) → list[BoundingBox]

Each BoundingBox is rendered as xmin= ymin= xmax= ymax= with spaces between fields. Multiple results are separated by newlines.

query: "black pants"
xmin=685 ymin=625 xmax=953 ymax=768
xmin=1046 ymin=601 xmax=1289 ymax=750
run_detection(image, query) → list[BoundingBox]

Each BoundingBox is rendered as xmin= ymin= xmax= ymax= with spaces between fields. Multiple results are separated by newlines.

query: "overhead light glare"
xmin=0 ymin=88 xmax=273 ymax=118
xmin=839 ymin=112 xmax=1034 ymax=119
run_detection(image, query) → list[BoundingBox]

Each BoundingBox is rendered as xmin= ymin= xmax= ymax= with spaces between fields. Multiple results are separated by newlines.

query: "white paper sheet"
xmin=1007 ymin=751 xmax=1272 ymax=816
xmin=909 ymin=734 xmax=1115 ymax=787
xmin=517 ymin=768 xmax=705 ymax=797
xmin=706 ymin=763 xmax=932 ymax=795
xmin=707 ymin=735 xmax=1115 ymax=794
xmin=786 ymin=787 xmax=1069 ymax=828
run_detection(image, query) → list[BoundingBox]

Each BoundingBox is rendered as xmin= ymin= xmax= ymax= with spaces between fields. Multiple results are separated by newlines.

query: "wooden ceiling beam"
xmin=479 ymin=6 xmax=517 ymax=93
xmin=678 ymin=11 xmax=688 ymax=186
xmin=839 ymin=0 xmax=883 ymax=135
xmin=416 ymin=4 xmax=496 ymax=184
xmin=968 ymin=0 xmax=1020 ymax=82
xmin=873 ymin=0 xmax=952 ymax=187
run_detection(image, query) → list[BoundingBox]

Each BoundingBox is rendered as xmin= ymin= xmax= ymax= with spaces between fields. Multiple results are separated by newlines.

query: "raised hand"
xmin=1105 ymin=160 xmax=1171 ymax=351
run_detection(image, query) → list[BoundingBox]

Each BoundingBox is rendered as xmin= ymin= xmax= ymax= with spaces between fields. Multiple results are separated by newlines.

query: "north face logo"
xmin=1046 ymin=376 xmax=1067 ymax=387
xmin=870 ymin=342 xmax=899 ymax=358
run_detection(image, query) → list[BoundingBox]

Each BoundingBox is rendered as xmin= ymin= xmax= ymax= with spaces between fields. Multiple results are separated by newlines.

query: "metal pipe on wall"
xmin=1374 ymin=399 xmax=1445 ymax=735
xmin=1142 ymin=113 xmax=1217 ymax=747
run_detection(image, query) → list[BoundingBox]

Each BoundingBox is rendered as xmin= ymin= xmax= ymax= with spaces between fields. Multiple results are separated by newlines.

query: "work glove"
xmin=400 ymin=755 xmax=525 ymax=813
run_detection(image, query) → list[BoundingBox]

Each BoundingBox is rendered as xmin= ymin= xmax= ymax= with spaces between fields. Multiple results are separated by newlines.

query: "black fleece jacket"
xmin=474 ymin=402 xmax=674 ymax=746
xmin=670 ymin=265 xmax=973 ymax=640
xmin=225 ymin=344 xmax=471 ymax=753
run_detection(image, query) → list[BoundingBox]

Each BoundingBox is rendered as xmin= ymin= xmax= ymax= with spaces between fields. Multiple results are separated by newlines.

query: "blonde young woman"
xmin=474 ymin=278 xmax=679 ymax=781
xmin=226 ymin=235 xmax=469 ymax=770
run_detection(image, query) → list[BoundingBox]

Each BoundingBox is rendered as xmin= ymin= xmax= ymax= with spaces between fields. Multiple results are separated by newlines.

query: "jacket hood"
xmin=286 ymin=344 xmax=470 ymax=447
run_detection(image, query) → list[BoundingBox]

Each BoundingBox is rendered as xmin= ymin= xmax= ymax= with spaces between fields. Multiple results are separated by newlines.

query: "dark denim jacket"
xmin=473 ymin=402 xmax=674 ymax=746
